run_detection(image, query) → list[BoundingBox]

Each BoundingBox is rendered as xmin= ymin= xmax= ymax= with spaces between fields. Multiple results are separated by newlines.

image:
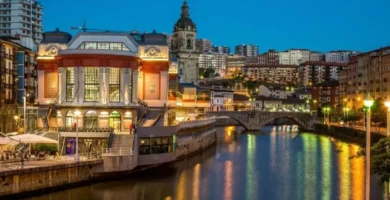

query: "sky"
xmin=40 ymin=0 xmax=390 ymax=53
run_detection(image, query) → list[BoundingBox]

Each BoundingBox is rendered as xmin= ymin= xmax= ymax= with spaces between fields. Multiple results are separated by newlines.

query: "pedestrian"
xmin=72 ymin=122 xmax=77 ymax=130
xmin=129 ymin=123 xmax=133 ymax=134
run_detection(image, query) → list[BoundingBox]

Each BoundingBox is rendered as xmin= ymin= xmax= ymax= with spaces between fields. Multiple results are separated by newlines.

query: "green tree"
xmin=371 ymin=99 xmax=386 ymax=126
xmin=243 ymin=80 xmax=260 ymax=95
xmin=353 ymin=137 xmax=390 ymax=197
xmin=232 ymin=72 xmax=247 ymax=90
xmin=199 ymin=68 xmax=217 ymax=79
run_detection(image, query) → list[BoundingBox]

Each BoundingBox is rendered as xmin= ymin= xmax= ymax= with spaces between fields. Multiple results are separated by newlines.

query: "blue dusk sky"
xmin=41 ymin=0 xmax=389 ymax=53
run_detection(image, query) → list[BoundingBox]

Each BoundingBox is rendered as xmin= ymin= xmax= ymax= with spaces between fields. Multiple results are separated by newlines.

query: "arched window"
xmin=109 ymin=111 xmax=121 ymax=132
xmin=84 ymin=111 xmax=98 ymax=129
xmin=65 ymin=111 xmax=73 ymax=128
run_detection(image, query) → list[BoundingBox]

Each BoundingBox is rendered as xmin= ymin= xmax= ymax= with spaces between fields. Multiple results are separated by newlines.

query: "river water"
xmin=26 ymin=126 xmax=385 ymax=200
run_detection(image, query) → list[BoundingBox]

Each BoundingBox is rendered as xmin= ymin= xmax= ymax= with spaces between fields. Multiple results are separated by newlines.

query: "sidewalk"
xmin=0 ymin=156 xmax=101 ymax=173
xmin=327 ymin=122 xmax=387 ymax=136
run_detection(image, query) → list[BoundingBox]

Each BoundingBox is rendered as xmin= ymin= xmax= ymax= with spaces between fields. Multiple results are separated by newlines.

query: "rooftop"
xmin=243 ymin=64 xmax=298 ymax=69
xmin=301 ymin=61 xmax=347 ymax=67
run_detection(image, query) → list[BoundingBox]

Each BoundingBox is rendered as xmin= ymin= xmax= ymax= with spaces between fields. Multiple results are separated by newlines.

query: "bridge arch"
xmin=258 ymin=115 xmax=308 ymax=130
xmin=207 ymin=111 xmax=313 ymax=131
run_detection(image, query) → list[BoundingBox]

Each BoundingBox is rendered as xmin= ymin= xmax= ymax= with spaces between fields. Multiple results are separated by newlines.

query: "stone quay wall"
xmin=0 ymin=160 xmax=103 ymax=198
xmin=176 ymin=130 xmax=217 ymax=159
xmin=214 ymin=118 xmax=240 ymax=126
xmin=313 ymin=124 xmax=384 ymax=145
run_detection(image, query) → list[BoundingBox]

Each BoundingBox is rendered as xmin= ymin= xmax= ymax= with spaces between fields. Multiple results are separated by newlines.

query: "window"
xmin=98 ymin=42 xmax=109 ymax=50
xmin=66 ymin=68 xmax=75 ymax=101
xmin=83 ymin=111 xmax=98 ymax=128
xmin=65 ymin=111 xmax=73 ymax=128
xmin=109 ymin=111 xmax=121 ymax=131
xmin=85 ymin=42 xmax=97 ymax=49
xmin=109 ymin=68 xmax=120 ymax=102
xmin=128 ymin=69 xmax=133 ymax=103
xmin=110 ymin=42 xmax=122 ymax=51
xmin=84 ymin=67 xmax=99 ymax=102
xmin=77 ymin=42 xmax=130 ymax=51
xmin=139 ymin=137 xmax=175 ymax=155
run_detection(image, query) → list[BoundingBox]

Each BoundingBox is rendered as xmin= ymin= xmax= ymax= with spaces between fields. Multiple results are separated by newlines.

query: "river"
xmin=25 ymin=126 xmax=385 ymax=200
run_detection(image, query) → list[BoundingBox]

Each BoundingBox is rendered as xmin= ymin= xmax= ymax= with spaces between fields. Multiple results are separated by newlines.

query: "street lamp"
xmin=14 ymin=115 xmax=19 ymax=133
xmin=385 ymin=100 xmax=390 ymax=137
xmin=364 ymin=95 xmax=374 ymax=200
xmin=74 ymin=110 xmax=81 ymax=161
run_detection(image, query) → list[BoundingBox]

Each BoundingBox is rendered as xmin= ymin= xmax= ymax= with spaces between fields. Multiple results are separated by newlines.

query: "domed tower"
xmin=171 ymin=0 xmax=199 ymax=85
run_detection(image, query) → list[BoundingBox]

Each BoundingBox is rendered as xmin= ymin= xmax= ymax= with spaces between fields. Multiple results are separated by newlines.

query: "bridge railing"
xmin=101 ymin=148 xmax=133 ymax=157
xmin=178 ymin=117 xmax=216 ymax=129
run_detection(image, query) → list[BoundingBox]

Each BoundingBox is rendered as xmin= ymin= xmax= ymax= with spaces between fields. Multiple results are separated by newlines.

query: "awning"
xmin=0 ymin=137 xmax=18 ymax=145
xmin=9 ymin=134 xmax=58 ymax=144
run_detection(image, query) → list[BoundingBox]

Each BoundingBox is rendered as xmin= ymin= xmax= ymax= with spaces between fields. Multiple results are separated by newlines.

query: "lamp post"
xmin=385 ymin=100 xmax=390 ymax=137
xmin=74 ymin=111 xmax=81 ymax=161
xmin=364 ymin=95 xmax=374 ymax=200
xmin=14 ymin=116 xmax=19 ymax=133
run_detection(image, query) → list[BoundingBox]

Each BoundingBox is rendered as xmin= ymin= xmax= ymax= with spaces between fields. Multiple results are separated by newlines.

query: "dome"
xmin=174 ymin=17 xmax=197 ymax=32
xmin=173 ymin=1 xmax=197 ymax=32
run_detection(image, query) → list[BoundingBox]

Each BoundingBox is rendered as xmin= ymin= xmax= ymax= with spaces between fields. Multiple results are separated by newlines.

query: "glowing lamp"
xmin=385 ymin=100 xmax=390 ymax=109
xmin=74 ymin=111 xmax=81 ymax=117
xmin=364 ymin=96 xmax=374 ymax=108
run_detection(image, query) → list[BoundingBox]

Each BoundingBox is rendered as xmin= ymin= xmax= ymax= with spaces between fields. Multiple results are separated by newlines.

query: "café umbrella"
xmin=9 ymin=134 xmax=57 ymax=144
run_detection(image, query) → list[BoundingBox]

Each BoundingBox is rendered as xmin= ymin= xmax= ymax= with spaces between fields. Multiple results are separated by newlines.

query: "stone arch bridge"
xmin=206 ymin=111 xmax=314 ymax=131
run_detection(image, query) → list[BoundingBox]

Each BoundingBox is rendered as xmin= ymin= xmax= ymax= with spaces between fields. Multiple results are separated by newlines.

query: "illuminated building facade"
xmin=242 ymin=64 xmax=298 ymax=85
xmin=36 ymin=31 xmax=170 ymax=133
xmin=298 ymin=61 xmax=346 ymax=87
xmin=0 ymin=38 xmax=37 ymax=134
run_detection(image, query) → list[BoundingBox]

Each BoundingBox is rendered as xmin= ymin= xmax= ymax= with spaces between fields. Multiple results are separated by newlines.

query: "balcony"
xmin=58 ymin=127 xmax=113 ymax=133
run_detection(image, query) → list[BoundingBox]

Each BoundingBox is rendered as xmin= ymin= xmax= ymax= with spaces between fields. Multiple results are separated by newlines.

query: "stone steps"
xmin=111 ymin=135 xmax=134 ymax=149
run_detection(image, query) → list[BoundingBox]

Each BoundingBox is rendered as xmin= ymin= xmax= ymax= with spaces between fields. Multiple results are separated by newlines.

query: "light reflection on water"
xmin=25 ymin=126 xmax=384 ymax=200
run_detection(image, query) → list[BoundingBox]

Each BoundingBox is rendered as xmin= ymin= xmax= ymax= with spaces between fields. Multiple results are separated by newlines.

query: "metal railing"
xmin=178 ymin=117 xmax=216 ymax=129
xmin=101 ymin=148 xmax=133 ymax=156
xmin=58 ymin=127 xmax=113 ymax=132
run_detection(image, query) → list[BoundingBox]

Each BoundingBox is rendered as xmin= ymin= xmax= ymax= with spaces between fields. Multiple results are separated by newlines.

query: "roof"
xmin=42 ymin=28 xmax=72 ymax=44
xmin=281 ymin=99 xmax=307 ymax=104
xmin=233 ymin=94 xmax=249 ymax=101
xmin=294 ymin=87 xmax=312 ymax=94
xmin=174 ymin=1 xmax=197 ymax=32
xmin=139 ymin=30 xmax=168 ymax=45
xmin=254 ymin=96 xmax=281 ymax=101
xmin=243 ymin=64 xmax=298 ymax=69
xmin=313 ymin=81 xmax=339 ymax=87
xmin=179 ymin=83 xmax=198 ymax=88
xmin=301 ymin=61 xmax=347 ymax=67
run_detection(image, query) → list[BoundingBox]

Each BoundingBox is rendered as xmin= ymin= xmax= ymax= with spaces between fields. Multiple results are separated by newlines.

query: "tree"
xmin=371 ymin=99 xmax=386 ymax=126
xmin=353 ymin=137 xmax=390 ymax=197
xmin=232 ymin=72 xmax=247 ymax=90
xmin=242 ymin=80 xmax=260 ymax=95
xmin=199 ymin=68 xmax=217 ymax=79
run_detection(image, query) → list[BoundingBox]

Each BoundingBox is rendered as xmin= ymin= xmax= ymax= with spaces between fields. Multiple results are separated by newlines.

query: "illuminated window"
xmin=77 ymin=42 xmax=130 ymax=51
xmin=110 ymin=42 xmax=122 ymax=51
xmin=109 ymin=111 xmax=121 ymax=131
xmin=65 ymin=111 xmax=73 ymax=128
xmin=84 ymin=67 xmax=99 ymax=102
xmin=98 ymin=42 xmax=109 ymax=50
xmin=109 ymin=68 xmax=120 ymax=102
xmin=66 ymin=68 xmax=74 ymax=102
xmin=128 ymin=69 xmax=133 ymax=103
xmin=83 ymin=111 xmax=98 ymax=128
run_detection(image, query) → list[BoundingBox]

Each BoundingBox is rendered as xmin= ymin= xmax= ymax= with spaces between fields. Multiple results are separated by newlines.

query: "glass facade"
xmin=109 ymin=111 xmax=121 ymax=131
xmin=78 ymin=42 xmax=131 ymax=51
xmin=139 ymin=136 xmax=176 ymax=155
xmin=109 ymin=68 xmax=120 ymax=102
xmin=84 ymin=67 xmax=99 ymax=102
xmin=66 ymin=68 xmax=74 ymax=102
xmin=83 ymin=111 xmax=98 ymax=128
xmin=65 ymin=111 xmax=74 ymax=128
